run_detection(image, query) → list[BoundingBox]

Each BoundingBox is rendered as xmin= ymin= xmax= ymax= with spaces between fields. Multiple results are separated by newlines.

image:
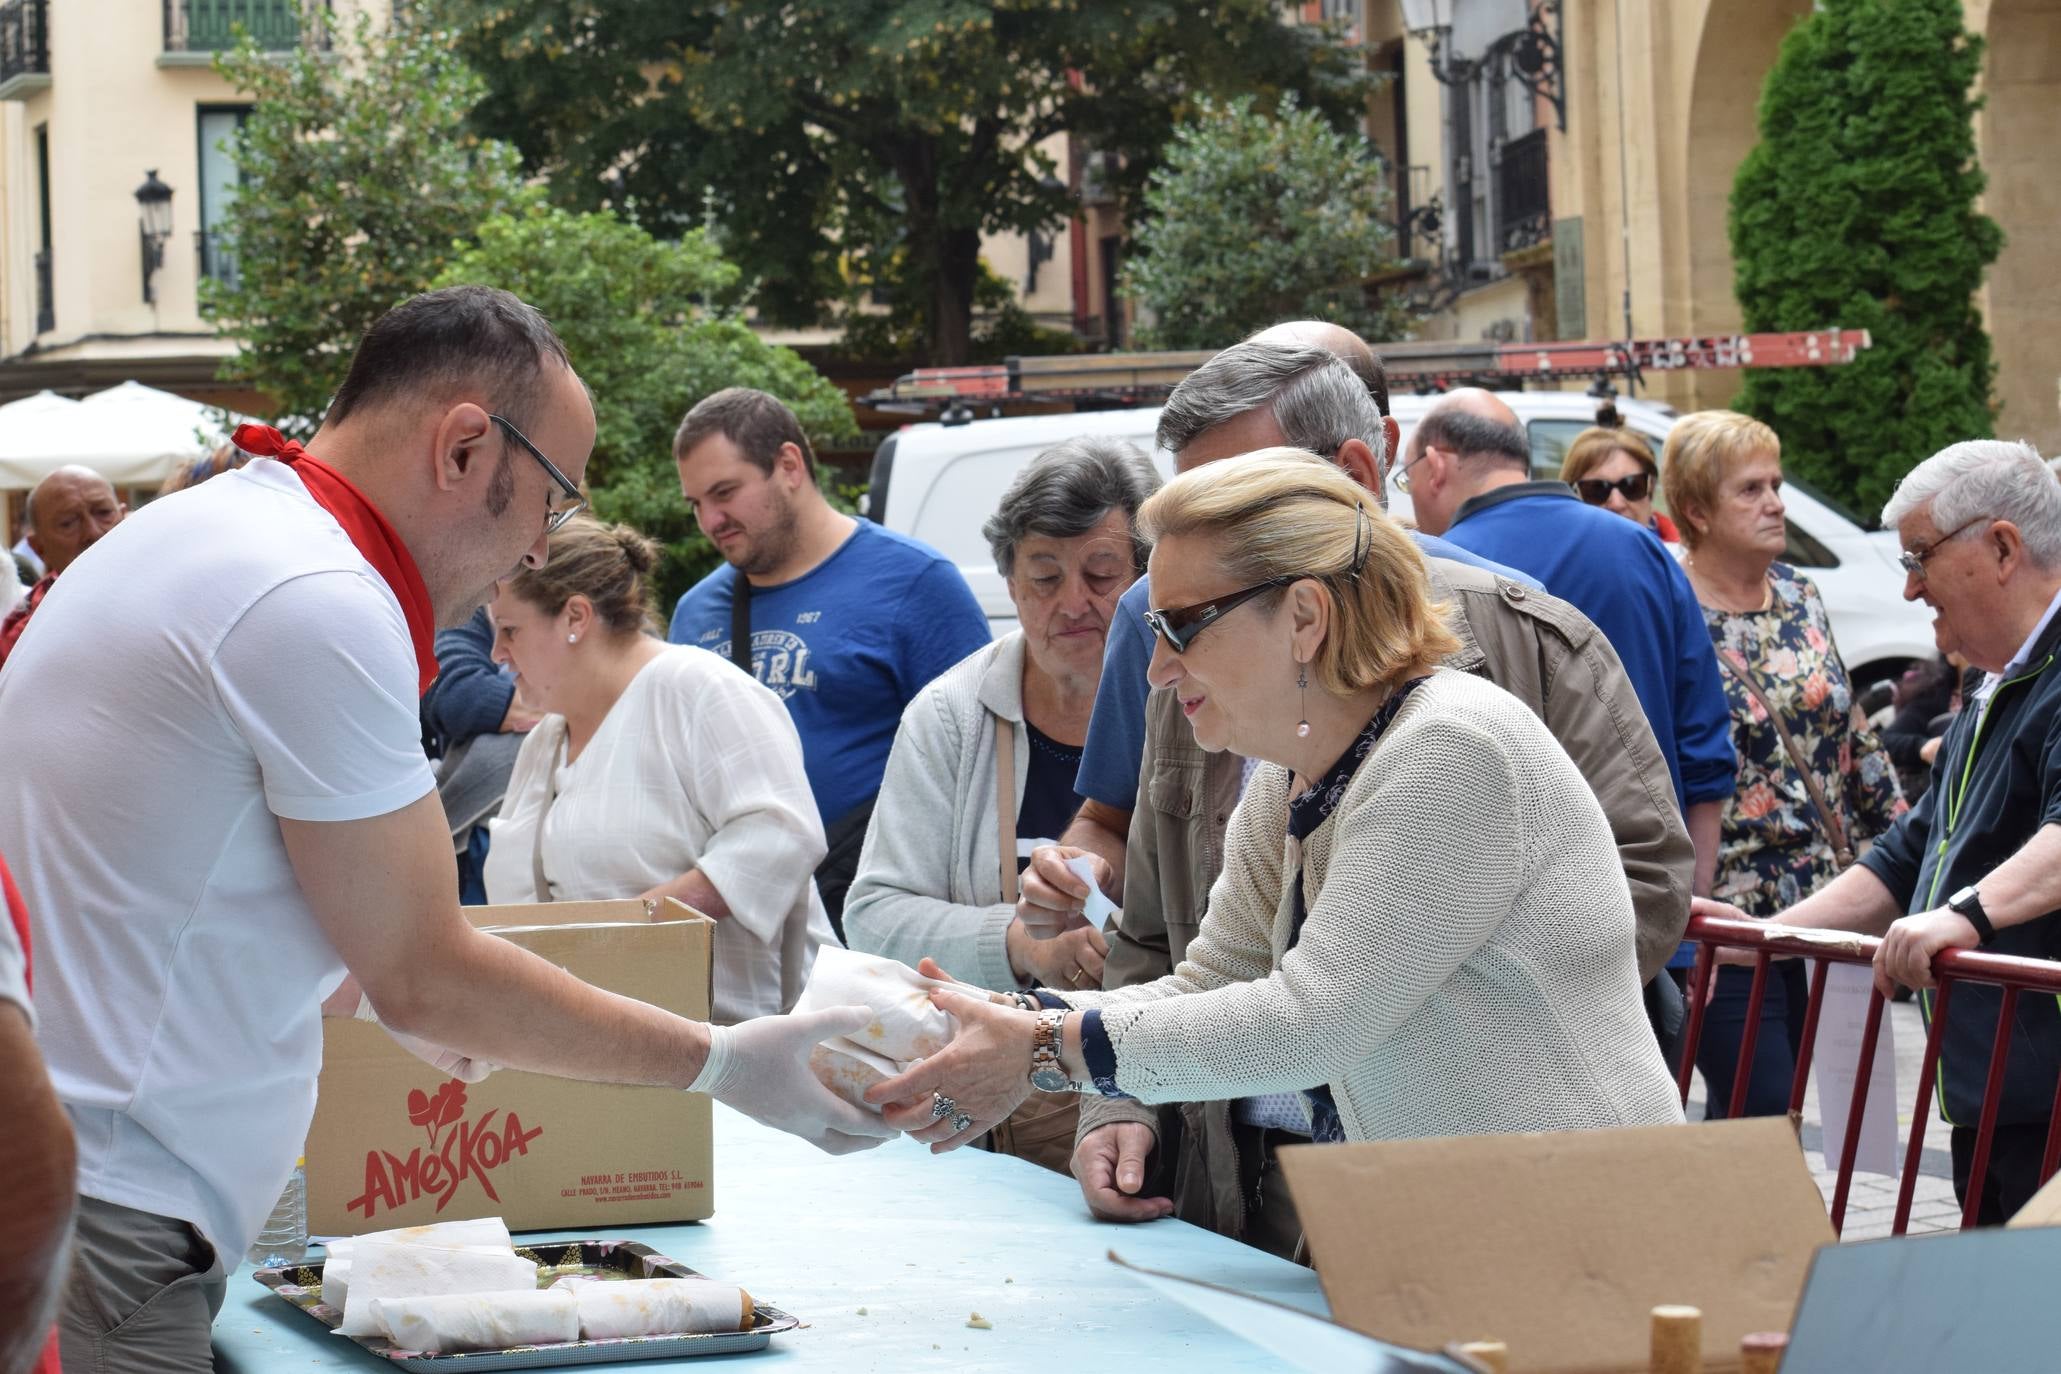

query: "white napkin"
xmin=572 ymin=1277 xmax=754 ymax=1338
xmin=369 ymin=1289 xmax=578 ymax=1353
xmin=794 ymin=947 xmax=955 ymax=1109
xmin=323 ymin=1217 xmax=514 ymax=1314
xmin=1064 ymin=853 xmax=1118 ymax=928
xmin=336 ymin=1241 xmax=538 ymax=1338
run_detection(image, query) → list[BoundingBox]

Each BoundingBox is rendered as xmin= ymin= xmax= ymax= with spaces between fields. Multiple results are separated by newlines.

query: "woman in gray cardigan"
xmin=843 ymin=437 xmax=1159 ymax=1170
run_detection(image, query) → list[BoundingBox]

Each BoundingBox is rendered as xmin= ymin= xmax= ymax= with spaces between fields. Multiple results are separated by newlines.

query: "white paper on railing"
xmin=1812 ymin=961 xmax=1900 ymax=1178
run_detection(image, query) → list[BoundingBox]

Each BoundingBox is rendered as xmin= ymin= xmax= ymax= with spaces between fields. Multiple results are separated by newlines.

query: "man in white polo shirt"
xmin=0 ymin=287 xmax=890 ymax=1372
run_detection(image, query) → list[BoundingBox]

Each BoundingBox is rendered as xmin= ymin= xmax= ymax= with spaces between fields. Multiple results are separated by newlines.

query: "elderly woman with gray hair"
xmin=844 ymin=436 xmax=1160 ymax=1169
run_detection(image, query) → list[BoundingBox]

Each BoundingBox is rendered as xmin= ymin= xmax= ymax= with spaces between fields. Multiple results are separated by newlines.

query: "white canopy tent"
xmin=0 ymin=381 xmax=243 ymax=492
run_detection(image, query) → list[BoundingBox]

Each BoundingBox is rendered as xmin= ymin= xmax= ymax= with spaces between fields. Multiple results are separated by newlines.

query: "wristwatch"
xmin=1028 ymin=1009 xmax=1076 ymax=1093
xmin=1947 ymin=885 xmax=1998 ymax=945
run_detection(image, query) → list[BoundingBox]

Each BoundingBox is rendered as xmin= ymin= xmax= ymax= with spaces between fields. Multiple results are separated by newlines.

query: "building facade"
xmin=1345 ymin=0 xmax=2057 ymax=451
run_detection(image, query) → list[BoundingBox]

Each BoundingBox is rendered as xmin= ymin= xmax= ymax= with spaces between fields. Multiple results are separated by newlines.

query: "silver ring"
xmin=931 ymin=1093 xmax=956 ymax=1121
xmin=952 ymin=1113 xmax=973 ymax=1133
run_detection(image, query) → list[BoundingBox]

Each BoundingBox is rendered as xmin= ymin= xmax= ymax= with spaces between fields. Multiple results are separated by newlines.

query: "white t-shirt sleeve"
xmin=0 ymin=910 xmax=30 ymax=1027
xmin=210 ymin=570 xmax=437 ymax=822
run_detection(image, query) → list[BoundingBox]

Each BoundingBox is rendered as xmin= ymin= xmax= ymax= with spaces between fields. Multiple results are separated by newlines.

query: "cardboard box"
xmin=1278 ymin=1118 xmax=1836 ymax=1374
xmin=305 ymin=898 xmax=714 ymax=1237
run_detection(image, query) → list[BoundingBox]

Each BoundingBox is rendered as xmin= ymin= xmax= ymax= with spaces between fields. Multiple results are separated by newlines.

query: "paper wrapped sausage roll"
xmin=369 ymin=1289 xmax=578 ymax=1353
xmin=336 ymin=1241 xmax=539 ymax=1337
xmin=795 ymin=947 xmax=956 ymax=1110
xmin=322 ymin=1217 xmax=514 ymax=1314
xmin=570 ymin=1278 xmax=756 ymax=1339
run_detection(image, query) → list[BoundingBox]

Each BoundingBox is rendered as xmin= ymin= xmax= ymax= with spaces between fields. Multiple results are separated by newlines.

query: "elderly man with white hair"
xmin=1696 ymin=437 xmax=2061 ymax=1224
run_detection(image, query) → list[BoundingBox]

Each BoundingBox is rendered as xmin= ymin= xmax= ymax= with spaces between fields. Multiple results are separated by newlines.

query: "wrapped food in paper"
xmin=794 ymin=947 xmax=956 ymax=1110
xmin=323 ymin=1217 xmax=514 ymax=1314
xmin=368 ymin=1289 xmax=578 ymax=1353
xmin=335 ymin=1240 xmax=538 ymax=1337
xmin=572 ymin=1277 xmax=756 ymax=1338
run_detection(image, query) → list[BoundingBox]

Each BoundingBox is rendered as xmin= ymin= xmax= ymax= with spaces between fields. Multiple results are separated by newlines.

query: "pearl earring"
xmin=1296 ymin=663 xmax=1310 ymax=738
xmin=567 ymin=633 xmax=578 ymax=644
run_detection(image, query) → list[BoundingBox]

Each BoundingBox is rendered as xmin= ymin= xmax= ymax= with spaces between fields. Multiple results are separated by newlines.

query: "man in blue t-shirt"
xmin=1404 ymin=388 xmax=1735 ymax=914
xmin=668 ymin=388 xmax=990 ymax=933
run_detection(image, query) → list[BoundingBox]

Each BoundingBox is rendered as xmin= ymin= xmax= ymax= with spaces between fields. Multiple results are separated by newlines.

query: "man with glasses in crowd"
xmin=1025 ymin=332 xmax=1695 ymax=1256
xmin=0 ymin=287 xmax=891 ymax=1373
xmin=1700 ymin=438 xmax=2061 ymax=1224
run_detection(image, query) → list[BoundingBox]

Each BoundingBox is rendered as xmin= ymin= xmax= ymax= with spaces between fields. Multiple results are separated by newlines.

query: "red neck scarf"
xmin=233 ymin=424 xmax=440 ymax=695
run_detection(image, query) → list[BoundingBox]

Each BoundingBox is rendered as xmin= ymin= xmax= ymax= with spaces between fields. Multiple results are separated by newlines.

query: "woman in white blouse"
xmin=483 ymin=517 xmax=834 ymax=1024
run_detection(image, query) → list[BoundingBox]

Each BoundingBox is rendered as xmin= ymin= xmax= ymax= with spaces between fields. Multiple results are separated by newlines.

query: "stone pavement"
xmin=1685 ymin=996 xmax=1963 ymax=1241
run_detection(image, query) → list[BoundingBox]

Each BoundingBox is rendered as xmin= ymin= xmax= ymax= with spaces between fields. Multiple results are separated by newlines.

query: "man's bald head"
xmin=1250 ymin=321 xmax=1387 ymax=416
xmin=1407 ymin=388 xmax=1530 ymax=470
xmin=27 ymin=465 xmax=125 ymax=575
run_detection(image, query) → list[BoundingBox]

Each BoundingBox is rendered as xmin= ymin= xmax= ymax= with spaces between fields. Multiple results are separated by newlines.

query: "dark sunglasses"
xmin=490 ymin=413 xmax=587 ymax=535
xmin=1574 ymin=471 xmax=1654 ymax=506
xmin=1143 ymin=578 xmax=1295 ymax=655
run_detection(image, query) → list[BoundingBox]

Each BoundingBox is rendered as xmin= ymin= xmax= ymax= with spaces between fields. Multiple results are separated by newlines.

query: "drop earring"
xmin=1296 ymin=662 xmax=1310 ymax=738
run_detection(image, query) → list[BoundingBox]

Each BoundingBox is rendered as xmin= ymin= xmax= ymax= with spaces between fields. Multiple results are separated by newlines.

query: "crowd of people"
xmin=2 ymin=283 xmax=2060 ymax=1372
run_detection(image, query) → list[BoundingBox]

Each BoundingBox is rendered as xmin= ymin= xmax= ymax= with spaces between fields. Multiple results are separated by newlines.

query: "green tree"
xmin=1729 ymin=0 xmax=2001 ymax=518
xmin=434 ymin=205 xmax=859 ymax=605
xmin=206 ymin=15 xmax=536 ymax=430
xmin=432 ymin=0 xmax=1368 ymax=364
xmin=1119 ymin=95 xmax=1414 ymax=351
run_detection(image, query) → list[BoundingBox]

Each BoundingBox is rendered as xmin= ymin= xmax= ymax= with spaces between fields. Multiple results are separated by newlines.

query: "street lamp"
xmin=135 ymin=169 xmax=174 ymax=306
xmin=1402 ymin=0 xmax=1566 ymax=133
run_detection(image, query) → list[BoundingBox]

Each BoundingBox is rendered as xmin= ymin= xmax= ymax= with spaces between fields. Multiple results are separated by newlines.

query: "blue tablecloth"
xmin=212 ymin=1104 xmax=1326 ymax=1371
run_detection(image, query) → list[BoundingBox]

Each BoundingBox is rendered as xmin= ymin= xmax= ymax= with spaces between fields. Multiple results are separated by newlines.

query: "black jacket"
xmin=1860 ymin=607 xmax=2061 ymax=1125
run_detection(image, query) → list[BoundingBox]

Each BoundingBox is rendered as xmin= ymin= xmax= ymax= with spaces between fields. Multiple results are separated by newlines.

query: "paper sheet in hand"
xmin=335 ymin=1240 xmax=538 ymax=1338
xmin=794 ymin=947 xmax=955 ymax=1109
xmin=1107 ymin=1252 xmax=1485 ymax=1374
xmin=1064 ymin=853 xmax=1118 ymax=927
xmin=1810 ymin=961 xmax=1899 ymax=1177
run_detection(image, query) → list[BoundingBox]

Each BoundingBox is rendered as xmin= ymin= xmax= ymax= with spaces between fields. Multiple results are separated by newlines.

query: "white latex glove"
xmin=689 ymin=1004 xmax=901 ymax=1156
xmin=355 ymin=994 xmax=496 ymax=1084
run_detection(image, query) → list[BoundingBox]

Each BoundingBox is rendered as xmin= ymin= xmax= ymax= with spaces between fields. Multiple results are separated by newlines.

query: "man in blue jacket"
xmin=1701 ymin=438 xmax=2061 ymax=1223
xmin=1404 ymin=388 xmax=1735 ymax=902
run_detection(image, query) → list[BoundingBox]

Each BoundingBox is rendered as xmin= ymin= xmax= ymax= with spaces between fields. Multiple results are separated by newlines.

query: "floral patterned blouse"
xmin=1703 ymin=563 xmax=1906 ymax=918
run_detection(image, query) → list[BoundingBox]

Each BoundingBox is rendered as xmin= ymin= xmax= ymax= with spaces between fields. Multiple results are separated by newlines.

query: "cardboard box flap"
xmin=2006 ymin=1165 xmax=2061 ymax=1228
xmin=467 ymin=895 xmax=711 ymax=931
xmin=1279 ymin=1119 xmax=1834 ymax=1374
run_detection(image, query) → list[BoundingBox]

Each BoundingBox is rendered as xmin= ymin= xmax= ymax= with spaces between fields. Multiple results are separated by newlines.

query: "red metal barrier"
xmin=1678 ymin=914 xmax=2061 ymax=1235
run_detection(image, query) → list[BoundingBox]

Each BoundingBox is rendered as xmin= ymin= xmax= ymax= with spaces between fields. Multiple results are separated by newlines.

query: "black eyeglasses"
xmin=1897 ymin=516 xmax=1988 ymax=579
xmin=1574 ymin=472 xmax=1654 ymax=506
xmin=489 ymin=413 xmax=587 ymax=536
xmin=1143 ymin=578 xmax=1295 ymax=655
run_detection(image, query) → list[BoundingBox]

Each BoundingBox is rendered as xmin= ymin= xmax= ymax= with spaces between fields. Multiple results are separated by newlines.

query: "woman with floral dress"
xmin=1662 ymin=411 xmax=1906 ymax=1118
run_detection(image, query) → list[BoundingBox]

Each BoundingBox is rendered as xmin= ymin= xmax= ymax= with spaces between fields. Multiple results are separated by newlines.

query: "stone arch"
xmin=1676 ymin=0 xmax=1813 ymax=411
xmin=1978 ymin=0 xmax=2061 ymax=453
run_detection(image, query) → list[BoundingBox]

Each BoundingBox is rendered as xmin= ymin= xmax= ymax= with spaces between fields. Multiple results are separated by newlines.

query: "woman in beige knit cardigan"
xmin=866 ymin=449 xmax=1683 ymax=1153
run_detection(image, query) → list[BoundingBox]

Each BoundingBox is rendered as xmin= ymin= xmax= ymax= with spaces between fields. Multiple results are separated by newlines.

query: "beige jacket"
xmin=1078 ymin=559 xmax=1693 ymax=1238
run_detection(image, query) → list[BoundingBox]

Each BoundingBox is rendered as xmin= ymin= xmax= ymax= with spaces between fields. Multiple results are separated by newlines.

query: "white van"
xmin=865 ymin=394 xmax=1936 ymax=686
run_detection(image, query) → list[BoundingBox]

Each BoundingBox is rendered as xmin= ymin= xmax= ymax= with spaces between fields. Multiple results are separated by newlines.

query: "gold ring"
xmin=1071 ymin=968 xmax=1090 ymax=988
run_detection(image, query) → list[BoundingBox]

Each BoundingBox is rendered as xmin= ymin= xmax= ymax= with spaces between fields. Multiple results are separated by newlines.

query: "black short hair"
xmin=1414 ymin=407 xmax=1530 ymax=471
xmin=326 ymin=286 xmax=570 ymax=430
xmin=673 ymin=387 xmax=816 ymax=476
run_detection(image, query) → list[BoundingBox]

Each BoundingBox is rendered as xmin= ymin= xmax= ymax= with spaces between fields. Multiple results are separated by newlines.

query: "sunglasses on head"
xmin=1574 ymin=472 xmax=1654 ymax=506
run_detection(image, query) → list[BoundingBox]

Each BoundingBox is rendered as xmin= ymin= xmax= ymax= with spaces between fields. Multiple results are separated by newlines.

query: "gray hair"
xmin=1156 ymin=340 xmax=1389 ymax=470
xmin=1881 ymin=439 xmax=2061 ymax=570
xmin=983 ymin=437 xmax=1162 ymax=577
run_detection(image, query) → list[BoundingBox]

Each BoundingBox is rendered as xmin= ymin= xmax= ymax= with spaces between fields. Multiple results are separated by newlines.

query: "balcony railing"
xmin=33 ymin=248 xmax=52 ymax=335
xmin=197 ymin=230 xmax=239 ymax=293
xmin=163 ymin=0 xmax=331 ymax=54
xmin=0 ymin=0 xmax=49 ymax=98
xmin=1495 ymin=127 xmax=1550 ymax=254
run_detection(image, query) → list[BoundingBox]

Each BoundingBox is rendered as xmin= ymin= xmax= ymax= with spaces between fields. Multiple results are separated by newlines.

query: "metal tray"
xmin=254 ymin=1238 xmax=799 ymax=1370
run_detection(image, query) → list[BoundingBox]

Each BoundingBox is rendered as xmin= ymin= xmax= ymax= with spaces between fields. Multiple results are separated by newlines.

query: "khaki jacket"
xmin=1077 ymin=559 xmax=1693 ymax=1240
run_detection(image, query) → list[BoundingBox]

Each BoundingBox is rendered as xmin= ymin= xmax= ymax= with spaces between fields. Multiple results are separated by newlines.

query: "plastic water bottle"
xmin=246 ymin=1156 xmax=307 ymax=1270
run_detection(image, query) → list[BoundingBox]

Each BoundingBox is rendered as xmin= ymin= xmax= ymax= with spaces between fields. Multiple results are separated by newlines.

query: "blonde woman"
xmin=1663 ymin=411 xmax=1904 ymax=1118
xmin=1559 ymin=425 xmax=1679 ymax=543
xmin=862 ymin=449 xmax=1684 ymax=1149
xmin=484 ymin=517 xmax=834 ymax=1025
